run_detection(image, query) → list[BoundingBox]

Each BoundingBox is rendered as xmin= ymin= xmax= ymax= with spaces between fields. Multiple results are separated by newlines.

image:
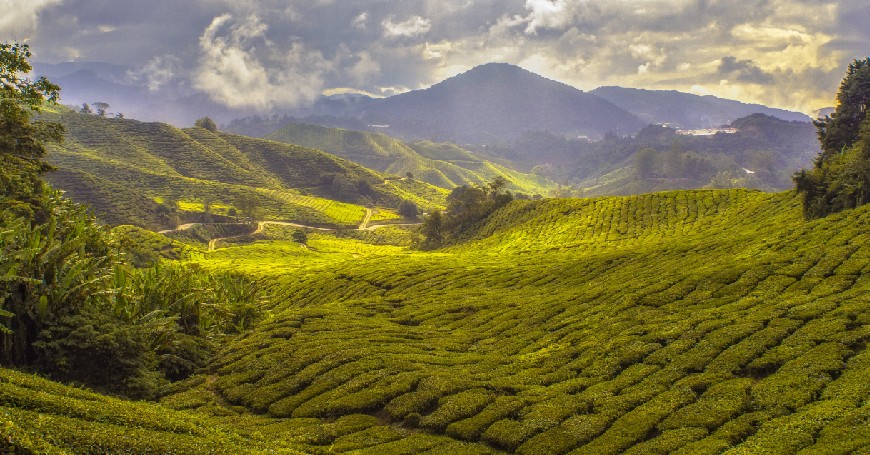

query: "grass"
xmin=3 ymin=188 xmax=868 ymax=453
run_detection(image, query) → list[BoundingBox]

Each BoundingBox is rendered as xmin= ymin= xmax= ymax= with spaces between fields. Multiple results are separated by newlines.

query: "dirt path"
xmin=196 ymin=212 xmax=417 ymax=251
xmin=359 ymin=208 xmax=372 ymax=230
xmin=157 ymin=223 xmax=199 ymax=234
xmin=365 ymin=222 xmax=421 ymax=231
xmin=206 ymin=221 xmax=338 ymax=251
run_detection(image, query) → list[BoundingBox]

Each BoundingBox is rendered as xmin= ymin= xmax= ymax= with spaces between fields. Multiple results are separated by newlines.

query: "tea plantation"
xmin=265 ymin=123 xmax=556 ymax=195
xmin=3 ymin=189 xmax=868 ymax=453
xmin=39 ymin=110 xmax=447 ymax=230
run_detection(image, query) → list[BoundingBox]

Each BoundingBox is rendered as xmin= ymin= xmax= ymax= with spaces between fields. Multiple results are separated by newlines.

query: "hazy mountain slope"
xmin=511 ymin=114 xmax=819 ymax=195
xmin=42 ymin=110 xmax=447 ymax=229
xmin=299 ymin=63 xmax=645 ymax=143
xmin=591 ymin=86 xmax=811 ymax=128
xmin=266 ymin=123 xmax=556 ymax=194
xmin=164 ymin=189 xmax=868 ymax=454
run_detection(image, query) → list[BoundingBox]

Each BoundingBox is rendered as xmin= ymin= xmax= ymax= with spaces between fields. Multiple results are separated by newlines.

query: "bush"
xmin=33 ymin=307 xmax=164 ymax=399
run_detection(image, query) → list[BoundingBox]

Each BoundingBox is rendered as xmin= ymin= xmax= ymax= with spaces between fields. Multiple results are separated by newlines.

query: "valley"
xmin=1 ymin=35 xmax=868 ymax=454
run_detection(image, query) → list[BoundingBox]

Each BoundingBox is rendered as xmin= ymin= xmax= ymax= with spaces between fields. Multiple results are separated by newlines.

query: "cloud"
xmin=193 ymin=14 xmax=330 ymax=109
xmin=0 ymin=0 xmax=63 ymax=37
xmin=127 ymin=55 xmax=183 ymax=91
xmin=20 ymin=0 xmax=870 ymax=116
xmin=382 ymin=15 xmax=432 ymax=38
xmin=718 ymin=57 xmax=774 ymax=84
xmin=352 ymin=12 xmax=369 ymax=29
xmin=524 ymin=0 xmax=573 ymax=34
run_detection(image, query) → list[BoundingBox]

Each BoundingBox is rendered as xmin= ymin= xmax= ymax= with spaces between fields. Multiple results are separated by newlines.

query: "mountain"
xmin=41 ymin=108 xmax=447 ymax=230
xmin=591 ymin=86 xmax=812 ymax=128
xmin=473 ymin=113 xmax=819 ymax=195
xmin=319 ymin=63 xmax=646 ymax=143
xmin=265 ymin=122 xmax=557 ymax=194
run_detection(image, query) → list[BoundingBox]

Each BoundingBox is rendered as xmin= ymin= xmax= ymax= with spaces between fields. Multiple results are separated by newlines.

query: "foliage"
xmin=418 ymin=177 xmax=513 ymax=248
xmin=0 ymin=195 xmax=115 ymax=365
xmin=814 ymin=58 xmax=870 ymax=160
xmin=92 ymin=102 xmax=109 ymax=117
xmin=397 ymin=199 xmax=418 ymax=219
xmin=194 ymin=116 xmax=218 ymax=132
xmin=796 ymin=58 xmax=870 ymax=218
xmin=291 ymin=229 xmax=308 ymax=244
xmin=164 ymin=189 xmax=869 ymax=454
xmin=0 ymin=42 xmax=63 ymax=222
xmin=0 ymin=188 xmax=868 ymax=452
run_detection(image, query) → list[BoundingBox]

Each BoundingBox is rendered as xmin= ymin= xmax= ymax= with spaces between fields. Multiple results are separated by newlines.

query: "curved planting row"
xmin=162 ymin=190 xmax=869 ymax=453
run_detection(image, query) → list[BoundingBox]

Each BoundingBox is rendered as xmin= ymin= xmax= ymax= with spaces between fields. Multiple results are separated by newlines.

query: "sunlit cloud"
xmin=17 ymin=0 xmax=870 ymax=114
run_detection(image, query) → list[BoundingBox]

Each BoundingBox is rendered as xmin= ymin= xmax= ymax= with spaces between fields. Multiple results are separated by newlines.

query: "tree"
xmin=80 ymin=103 xmax=92 ymax=114
xmin=635 ymin=147 xmax=659 ymax=178
xmin=795 ymin=58 xmax=870 ymax=218
xmin=115 ymin=112 xmax=124 ymax=119
xmin=155 ymin=199 xmax=179 ymax=229
xmin=397 ymin=199 xmax=418 ymax=219
xmin=418 ymin=209 xmax=444 ymax=250
xmin=195 ymin=116 xmax=218 ymax=132
xmin=814 ymin=58 xmax=870 ymax=162
xmin=405 ymin=172 xmax=414 ymax=180
xmin=93 ymin=101 xmax=109 ymax=117
xmin=0 ymin=42 xmax=63 ymax=222
xmin=235 ymin=194 xmax=263 ymax=221
xmin=291 ymin=230 xmax=308 ymax=244
xmin=418 ymin=177 xmax=514 ymax=249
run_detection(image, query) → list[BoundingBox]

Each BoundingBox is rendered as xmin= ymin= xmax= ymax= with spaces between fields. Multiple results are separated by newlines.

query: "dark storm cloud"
xmin=6 ymin=0 xmax=869 ymax=113
xmin=718 ymin=57 xmax=775 ymax=85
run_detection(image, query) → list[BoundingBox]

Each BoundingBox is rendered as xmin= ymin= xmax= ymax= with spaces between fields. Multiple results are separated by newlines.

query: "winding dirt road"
xmin=161 ymin=210 xmax=420 ymax=252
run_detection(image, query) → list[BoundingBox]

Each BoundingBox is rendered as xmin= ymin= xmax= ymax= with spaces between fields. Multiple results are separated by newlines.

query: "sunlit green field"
xmin=4 ymin=189 xmax=868 ymax=453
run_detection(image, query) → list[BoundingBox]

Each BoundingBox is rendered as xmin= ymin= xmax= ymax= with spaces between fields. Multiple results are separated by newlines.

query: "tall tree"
xmin=814 ymin=58 xmax=870 ymax=162
xmin=92 ymin=101 xmax=109 ymax=117
xmin=0 ymin=42 xmax=63 ymax=222
xmin=795 ymin=58 xmax=870 ymax=218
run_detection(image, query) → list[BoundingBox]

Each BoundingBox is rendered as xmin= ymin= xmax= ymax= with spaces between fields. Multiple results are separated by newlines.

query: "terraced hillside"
xmin=171 ymin=189 xmax=867 ymax=453
xmin=40 ymin=110 xmax=447 ymax=230
xmin=266 ymin=123 xmax=556 ymax=194
xmin=3 ymin=189 xmax=867 ymax=453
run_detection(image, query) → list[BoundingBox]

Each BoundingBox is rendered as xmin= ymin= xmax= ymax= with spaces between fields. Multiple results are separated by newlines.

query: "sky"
xmin=4 ymin=0 xmax=870 ymax=114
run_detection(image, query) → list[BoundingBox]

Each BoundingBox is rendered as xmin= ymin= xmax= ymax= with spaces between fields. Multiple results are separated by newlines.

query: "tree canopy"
xmin=795 ymin=58 xmax=870 ymax=218
xmin=194 ymin=116 xmax=218 ymax=132
xmin=418 ymin=177 xmax=513 ymax=249
xmin=0 ymin=42 xmax=63 ymax=222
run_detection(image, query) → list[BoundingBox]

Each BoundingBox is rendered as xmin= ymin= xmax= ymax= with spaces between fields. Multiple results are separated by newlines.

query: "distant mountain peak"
xmin=438 ymin=62 xmax=578 ymax=91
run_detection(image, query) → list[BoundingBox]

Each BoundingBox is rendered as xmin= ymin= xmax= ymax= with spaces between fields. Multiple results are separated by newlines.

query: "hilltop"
xmin=343 ymin=63 xmax=645 ymax=142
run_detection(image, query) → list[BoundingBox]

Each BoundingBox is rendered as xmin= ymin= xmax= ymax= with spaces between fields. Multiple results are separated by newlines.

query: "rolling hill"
xmin=265 ymin=123 xmax=557 ymax=194
xmin=40 ymin=109 xmax=448 ymax=230
xmin=3 ymin=188 xmax=867 ymax=453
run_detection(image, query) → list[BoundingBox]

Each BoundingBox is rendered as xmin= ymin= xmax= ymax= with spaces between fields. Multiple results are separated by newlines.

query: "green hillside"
xmin=41 ymin=110 xmax=447 ymax=230
xmin=3 ymin=188 xmax=868 ymax=453
xmin=265 ymin=123 xmax=556 ymax=195
xmin=179 ymin=189 xmax=868 ymax=454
